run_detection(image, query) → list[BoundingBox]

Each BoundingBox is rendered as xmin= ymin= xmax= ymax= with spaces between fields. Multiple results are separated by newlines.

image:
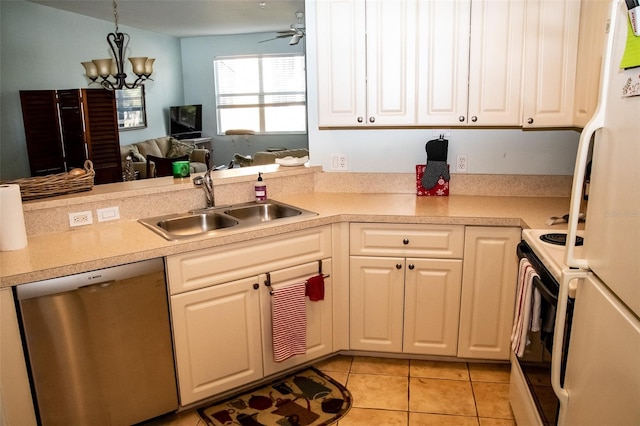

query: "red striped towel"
xmin=272 ymin=281 xmax=307 ymax=362
xmin=510 ymin=258 xmax=540 ymax=357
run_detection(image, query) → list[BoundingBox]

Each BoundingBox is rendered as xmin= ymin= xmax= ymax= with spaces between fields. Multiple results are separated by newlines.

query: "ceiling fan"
xmin=260 ymin=11 xmax=305 ymax=45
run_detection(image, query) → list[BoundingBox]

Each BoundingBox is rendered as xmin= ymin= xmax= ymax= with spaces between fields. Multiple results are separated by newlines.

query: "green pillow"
xmin=166 ymin=137 xmax=195 ymax=159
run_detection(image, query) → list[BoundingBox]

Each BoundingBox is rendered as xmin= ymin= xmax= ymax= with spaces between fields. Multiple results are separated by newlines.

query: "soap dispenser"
xmin=255 ymin=172 xmax=267 ymax=202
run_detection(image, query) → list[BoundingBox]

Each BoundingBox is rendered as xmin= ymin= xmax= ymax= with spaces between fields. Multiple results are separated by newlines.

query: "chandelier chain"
xmin=112 ymin=0 xmax=119 ymax=33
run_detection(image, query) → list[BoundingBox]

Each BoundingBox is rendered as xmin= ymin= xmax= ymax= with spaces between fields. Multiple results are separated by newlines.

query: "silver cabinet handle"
xmin=396 ymin=264 xmax=402 ymax=269
xmin=408 ymin=264 xmax=415 ymax=270
xmin=527 ymin=117 xmax=534 ymax=124
xmin=369 ymin=117 xmax=375 ymax=123
xmin=458 ymin=115 xmax=465 ymax=122
xmin=403 ymin=238 xmax=409 ymax=245
xmin=471 ymin=116 xmax=477 ymax=122
xmin=357 ymin=116 xmax=364 ymax=123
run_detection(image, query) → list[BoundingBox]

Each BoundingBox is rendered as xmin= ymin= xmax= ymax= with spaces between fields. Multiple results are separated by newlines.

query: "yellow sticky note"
xmin=620 ymin=18 xmax=640 ymax=69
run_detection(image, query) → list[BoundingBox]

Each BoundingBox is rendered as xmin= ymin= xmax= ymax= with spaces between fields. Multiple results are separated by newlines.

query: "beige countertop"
xmin=0 ymin=193 xmax=574 ymax=288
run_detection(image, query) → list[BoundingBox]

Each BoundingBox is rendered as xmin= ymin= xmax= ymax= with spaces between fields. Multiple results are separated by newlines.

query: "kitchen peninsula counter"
xmin=0 ymin=192 xmax=574 ymax=288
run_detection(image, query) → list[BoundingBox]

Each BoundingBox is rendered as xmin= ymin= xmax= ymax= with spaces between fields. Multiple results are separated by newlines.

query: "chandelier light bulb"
xmin=93 ymin=58 xmax=114 ymax=78
xmin=129 ymin=57 xmax=148 ymax=76
xmin=144 ymin=58 xmax=155 ymax=76
xmin=81 ymin=62 xmax=99 ymax=79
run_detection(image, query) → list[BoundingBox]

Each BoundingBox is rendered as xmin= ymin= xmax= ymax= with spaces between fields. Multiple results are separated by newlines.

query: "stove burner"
xmin=540 ymin=233 xmax=584 ymax=246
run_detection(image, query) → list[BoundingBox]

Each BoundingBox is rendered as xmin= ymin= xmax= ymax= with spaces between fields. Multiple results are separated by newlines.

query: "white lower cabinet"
xmin=167 ymin=226 xmax=333 ymax=406
xmin=171 ymin=276 xmax=264 ymax=405
xmin=457 ymin=226 xmax=521 ymax=360
xmin=349 ymin=223 xmax=465 ymax=356
xmin=350 ymin=256 xmax=463 ymax=356
xmin=261 ymin=260 xmax=333 ymax=377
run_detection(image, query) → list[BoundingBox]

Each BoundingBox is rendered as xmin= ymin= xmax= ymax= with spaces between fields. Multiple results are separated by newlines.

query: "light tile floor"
xmin=146 ymin=356 xmax=514 ymax=426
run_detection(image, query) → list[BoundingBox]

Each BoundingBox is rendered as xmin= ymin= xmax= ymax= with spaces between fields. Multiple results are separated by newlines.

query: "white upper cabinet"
xmin=416 ymin=0 xmax=471 ymax=125
xmin=522 ymin=0 xmax=581 ymax=127
xmin=316 ymin=0 xmax=418 ymax=126
xmin=365 ymin=0 xmax=418 ymax=126
xmin=316 ymin=0 xmax=366 ymax=127
xmin=573 ymin=0 xmax=609 ymax=128
xmin=467 ymin=0 xmax=526 ymax=126
xmin=317 ymin=0 xmax=582 ymax=129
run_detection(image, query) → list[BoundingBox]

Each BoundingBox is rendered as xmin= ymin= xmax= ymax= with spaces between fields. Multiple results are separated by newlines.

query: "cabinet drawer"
xmin=166 ymin=226 xmax=332 ymax=295
xmin=350 ymin=223 xmax=464 ymax=258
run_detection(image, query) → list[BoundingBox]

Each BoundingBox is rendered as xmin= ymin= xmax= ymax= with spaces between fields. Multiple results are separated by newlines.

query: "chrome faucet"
xmin=193 ymin=162 xmax=234 ymax=208
xmin=192 ymin=168 xmax=215 ymax=207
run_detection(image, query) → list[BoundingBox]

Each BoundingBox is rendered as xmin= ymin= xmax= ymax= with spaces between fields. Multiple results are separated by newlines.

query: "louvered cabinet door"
xmin=19 ymin=90 xmax=65 ymax=176
xmin=82 ymin=89 xmax=122 ymax=184
xmin=57 ymin=89 xmax=88 ymax=170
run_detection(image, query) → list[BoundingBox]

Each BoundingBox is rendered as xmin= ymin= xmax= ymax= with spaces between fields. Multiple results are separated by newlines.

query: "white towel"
xmin=531 ymin=288 xmax=542 ymax=332
xmin=510 ymin=258 xmax=540 ymax=357
xmin=272 ymin=282 xmax=307 ymax=362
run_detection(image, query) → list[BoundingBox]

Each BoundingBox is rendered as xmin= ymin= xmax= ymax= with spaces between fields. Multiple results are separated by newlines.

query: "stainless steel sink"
xmin=139 ymin=212 xmax=239 ymax=240
xmin=139 ymin=200 xmax=317 ymax=241
xmin=223 ymin=202 xmax=304 ymax=224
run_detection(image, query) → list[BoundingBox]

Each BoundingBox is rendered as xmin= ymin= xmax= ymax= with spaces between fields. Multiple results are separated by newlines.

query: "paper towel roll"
xmin=0 ymin=184 xmax=28 ymax=251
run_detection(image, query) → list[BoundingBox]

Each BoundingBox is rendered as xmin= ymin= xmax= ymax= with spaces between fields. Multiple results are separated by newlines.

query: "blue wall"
xmin=180 ymin=34 xmax=308 ymax=166
xmin=0 ymin=0 xmax=184 ymax=180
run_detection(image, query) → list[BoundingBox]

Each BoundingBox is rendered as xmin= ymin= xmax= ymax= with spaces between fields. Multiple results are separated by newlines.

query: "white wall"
xmin=180 ymin=33 xmax=308 ymax=166
xmin=303 ymin=0 xmax=580 ymax=175
xmin=0 ymin=0 xmax=184 ymax=180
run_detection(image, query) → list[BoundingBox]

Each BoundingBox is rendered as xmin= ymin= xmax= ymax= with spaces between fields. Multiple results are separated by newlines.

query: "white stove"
xmin=522 ymin=229 xmax=585 ymax=283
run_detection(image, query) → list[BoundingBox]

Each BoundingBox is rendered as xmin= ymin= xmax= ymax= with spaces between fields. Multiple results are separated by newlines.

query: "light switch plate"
xmin=97 ymin=206 xmax=120 ymax=222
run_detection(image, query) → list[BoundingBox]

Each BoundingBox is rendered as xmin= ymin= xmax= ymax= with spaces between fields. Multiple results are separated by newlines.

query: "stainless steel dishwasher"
xmin=15 ymin=258 xmax=178 ymax=425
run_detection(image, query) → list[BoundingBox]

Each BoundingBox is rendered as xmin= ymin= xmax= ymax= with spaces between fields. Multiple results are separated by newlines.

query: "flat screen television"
xmin=170 ymin=104 xmax=202 ymax=138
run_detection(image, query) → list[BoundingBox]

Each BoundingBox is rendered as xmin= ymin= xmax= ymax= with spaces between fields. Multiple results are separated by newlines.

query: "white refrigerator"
xmin=555 ymin=0 xmax=640 ymax=424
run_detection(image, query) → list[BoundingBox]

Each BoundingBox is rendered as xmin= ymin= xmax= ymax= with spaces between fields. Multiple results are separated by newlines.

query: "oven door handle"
xmin=532 ymin=275 xmax=557 ymax=305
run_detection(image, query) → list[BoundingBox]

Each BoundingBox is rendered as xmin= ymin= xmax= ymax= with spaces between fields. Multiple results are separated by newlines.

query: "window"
xmin=213 ymin=53 xmax=306 ymax=135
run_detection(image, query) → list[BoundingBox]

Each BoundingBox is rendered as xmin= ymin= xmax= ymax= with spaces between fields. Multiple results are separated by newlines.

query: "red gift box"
xmin=416 ymin=164 xmax=449 ymax=196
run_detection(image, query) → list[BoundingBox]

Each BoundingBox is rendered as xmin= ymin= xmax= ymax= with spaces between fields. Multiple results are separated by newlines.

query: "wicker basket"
xmin=5 ymin=160 xmax=95 ymax=201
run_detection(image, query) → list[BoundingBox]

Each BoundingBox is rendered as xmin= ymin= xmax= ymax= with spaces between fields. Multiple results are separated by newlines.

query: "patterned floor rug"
xmin=197 ymin=367 xmax=352 ymax=426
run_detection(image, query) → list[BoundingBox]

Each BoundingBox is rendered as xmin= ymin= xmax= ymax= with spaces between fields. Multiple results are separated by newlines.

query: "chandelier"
xmin=81 ymin=1 xmax=155 ymax=90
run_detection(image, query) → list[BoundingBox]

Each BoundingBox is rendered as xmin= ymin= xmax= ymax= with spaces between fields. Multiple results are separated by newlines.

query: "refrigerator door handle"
xmin=552 ymin=270 xmax=587 ymax=424
xmin=565 ymin=0 xmax=620 ymax=269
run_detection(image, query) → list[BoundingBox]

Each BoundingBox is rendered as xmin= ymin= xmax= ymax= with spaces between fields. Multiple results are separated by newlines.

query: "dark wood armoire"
xmin=19 ymin=89 xmax=123 ymax=185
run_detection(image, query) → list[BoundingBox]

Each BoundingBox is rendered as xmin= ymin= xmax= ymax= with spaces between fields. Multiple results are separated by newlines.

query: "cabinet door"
xmin=522 ymin=0 xmax=580 ymax=127
xmin=365 ymin=0 xmax=418 ymax=126
xmin=19 ymin=90 xmax=66 ymax=176
xmin=171 ymin=277 xmax=263 ymax=405
xmin=261 ymin=259 xmax=333 ymax=377
xmin=57 ymin=89 xmax=88 ymax=170
xmin=416 ymin=0 xmax=471 ymax=125
xmin=350 ymin=256 xmax=405 ymax=352
xmin=573 ymin=0 xmax=609 ymax=127
xmin=82 ymin=89 xmax=122 ymax=184
xmin=316 ymin=0 xmax=367 ymax=127
xmin=1 ymin=289 xmax=37 ymax=426
xmin=403 ymin=258 xmax=463 ymax=356
xmin=458 ymin=226 xmax=520 ymax=360
xmin=468 ymin=0 xmax=525 ymax=126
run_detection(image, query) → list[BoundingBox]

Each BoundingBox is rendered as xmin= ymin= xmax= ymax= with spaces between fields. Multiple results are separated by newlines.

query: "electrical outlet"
xmin=456 ymin=154 xmax=468 ymax=173
xmin=331 ymin=154 xmax=348 ymax=171
xmin=432 ymin=129 xmax=451 ymax=138
xmin=97 ymin=206 xmax=120 ymax=222
xmin=69 ymin=211 xmax=93 ymax=227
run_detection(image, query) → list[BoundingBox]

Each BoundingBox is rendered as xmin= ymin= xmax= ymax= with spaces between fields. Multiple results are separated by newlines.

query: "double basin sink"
xmin=139 ymin=200 xmax=318 ymax=241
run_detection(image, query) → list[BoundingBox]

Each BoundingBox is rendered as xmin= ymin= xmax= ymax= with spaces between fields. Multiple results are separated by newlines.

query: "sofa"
xmin=120 ymin=136 xmax=210 ymax=179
